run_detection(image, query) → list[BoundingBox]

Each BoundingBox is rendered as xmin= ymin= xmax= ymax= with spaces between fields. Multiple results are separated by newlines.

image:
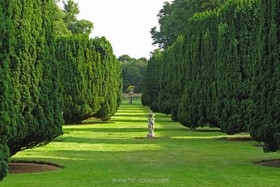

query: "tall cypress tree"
xmin=93 ymin=37 xmax=122 ymax=121
xmin=216 ymin=0 xmax=259 ymax=134
xmin=7 ymin=0 xmax=63 ymax=156
xmin=0 ymin=29 xmax=11 ymax=180
xmin=141 ymin=50 xmax=162 ymax=111
xmin=168 ymin=36 xmax=186 ymax=121
xmin=250 ymin=0 xmax=280 ymax=152
xmin=144 ymin=0 xmax=259 ymax=132
xmin=143 ymin=0 xmax=280 ymax=152
xmin=56 ymin=36 xmax=122 ymax=124
xmin=0 ymin=0 xmax=14 ymax=179
xmin=0 ymin=0 xmax=63 ymax=180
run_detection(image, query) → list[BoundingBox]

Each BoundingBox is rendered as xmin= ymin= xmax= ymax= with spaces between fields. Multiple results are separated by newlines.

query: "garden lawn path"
xmin=1 ymin=98 xmax=280 ymax=187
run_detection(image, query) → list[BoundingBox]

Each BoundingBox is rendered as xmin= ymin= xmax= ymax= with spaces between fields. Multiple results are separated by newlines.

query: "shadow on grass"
xmin=155 ymin=128 xmax=190 ymax=132
xmin=81 ymin=121 xmax=114 ymax=125
xmin=53 ymin=137 xmax=161 ymax=145
xmin=110 ymin=119 xmax=147 ymax=123
xmin=217 ymin=136 xmax=253 ymax=142
xmin=63 ymin=121 xmax=113 ymax=126
xmin=187 ymin=129 xmax=223 ymax=133
xmin=118 ymin=107 xmax=144 ymax=110
xmin=55 ymin=133 xmax=232 ymax=145
xmin=114 ymin=114 xmax=147 ymax=117
xmin=64 ymin=127 xmax=147 ymax=133
xmin=43 ymin=149 xmax=162 ymax=162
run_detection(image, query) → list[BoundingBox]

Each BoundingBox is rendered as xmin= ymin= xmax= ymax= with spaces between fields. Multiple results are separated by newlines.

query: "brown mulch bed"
xmin=255 ymin=160 xmax=280 ymax=168
xmin=9 ymin=161 xmax=63 ymax=174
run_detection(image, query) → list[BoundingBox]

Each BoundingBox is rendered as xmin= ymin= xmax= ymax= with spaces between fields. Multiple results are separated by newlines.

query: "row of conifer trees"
xmin=142 ymin=0 xmax=280 ymax=152
xmin=56 ymin=35 xmax=122 ymax=124
xmin=0 ymin=0 xmax=122 ymax=180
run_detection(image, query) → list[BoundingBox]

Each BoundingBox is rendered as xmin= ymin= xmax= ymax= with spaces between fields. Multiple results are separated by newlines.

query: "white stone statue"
xmin=146 ymin=112 xmax=155 ymax=138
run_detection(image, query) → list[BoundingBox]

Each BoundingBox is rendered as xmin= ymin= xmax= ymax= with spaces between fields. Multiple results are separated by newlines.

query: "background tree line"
xmin=118 ymin=55 xmax=147 ymax=93
xmin=52 ymin=0 xmax=93 ymax=36
xmin=0 ymin=0 xmax=122 ymax=180
xmin=142 ymin=0 xmax=280 ymax=152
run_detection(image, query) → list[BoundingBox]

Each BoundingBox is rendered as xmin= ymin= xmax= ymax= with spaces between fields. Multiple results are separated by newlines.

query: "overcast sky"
xmin=69 ymin=0 xmax=171 ymax=59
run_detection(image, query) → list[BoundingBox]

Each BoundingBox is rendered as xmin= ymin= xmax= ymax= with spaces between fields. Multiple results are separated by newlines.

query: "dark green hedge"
xmin=56 ymin=36 xmax=122 ymax=124
xmin=0 ymin=1 xmax=10 ymax=179
xmin=92 ymin=37 xmax=122 ymax=121
xmin=0 ymin=0 xmax=122 ymax=181
xmin=142 ymin=0 xmax=280 ymax=152
xmin=249 ymin=0 xmax=280 ymax=152
xmin=141 ymin=50 xmax=162 ymax=112
xmin=0 ymin=0 xmax=63 ymax=180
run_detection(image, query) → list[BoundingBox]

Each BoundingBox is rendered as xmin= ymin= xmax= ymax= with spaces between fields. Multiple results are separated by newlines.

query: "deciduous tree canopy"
xmin=62 ymin=0 xmax=93 ymax=35
xmin=151 ymin=0 xmax=226 ymax=49
xmin=119 ymin=55 xmax=147 ymax=93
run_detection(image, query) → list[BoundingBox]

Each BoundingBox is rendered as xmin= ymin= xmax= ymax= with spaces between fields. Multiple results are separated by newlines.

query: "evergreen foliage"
xmin=0 ymin=0 xmax=121 ymax=181
xmin=92 ymin=37 xmax=123 ymax=121
xmin=214 ymin=0 xmax=259 ymax=134
xmin=0 ymin=0 xmax=63 ymax=180
xmin=141 ymin=50 xmax=162 ymax=112
xmin=249 ymin=0 xmax=280 ymax=152
xmin=177 ymin=11 xmax=220 ymax=129
xmin=56 ymin=36 xmax=122 ymax=123
xmin=142 ymin=0 xmax=280 ymax=151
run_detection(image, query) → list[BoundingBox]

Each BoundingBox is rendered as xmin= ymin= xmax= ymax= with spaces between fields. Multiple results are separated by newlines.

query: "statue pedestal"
xmin=146 ymin=133 xmax=155 ymax=138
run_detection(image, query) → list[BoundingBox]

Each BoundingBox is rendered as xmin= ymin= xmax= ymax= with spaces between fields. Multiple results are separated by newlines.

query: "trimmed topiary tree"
xmin=92 ymin=37 xmax=123 ymax=121
xmin=249 ymin=0 xmax=280 ymax=152
xmin=0 ymin=0 xmax=63 ymax=180
xmin=143 ymin=0 xmax=280 ymax=152
xmin=141 ymin=49 xmax=162 ymax=112
xmin=56 ymin=36 xmax=122 ymax=124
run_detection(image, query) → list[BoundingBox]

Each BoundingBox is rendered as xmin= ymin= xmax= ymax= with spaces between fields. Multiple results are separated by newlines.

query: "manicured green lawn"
xmin=1 ymin=98 xmax=280 ymax=187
